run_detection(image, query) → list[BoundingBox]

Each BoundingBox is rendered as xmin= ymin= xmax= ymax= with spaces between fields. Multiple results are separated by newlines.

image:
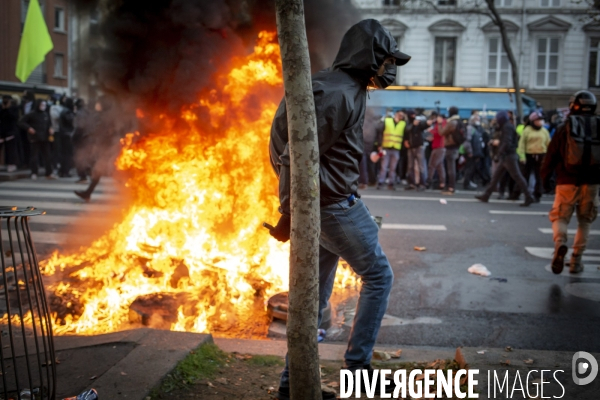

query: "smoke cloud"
xmin=79 ymin=0 xmax=360 ymax=114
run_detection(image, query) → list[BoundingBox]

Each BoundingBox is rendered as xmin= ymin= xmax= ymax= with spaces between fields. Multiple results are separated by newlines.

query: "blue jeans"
xmin=279 ymin=199 xmax=394 ymax=388
xmin=378 ymin=149 xmax=400 ymax=185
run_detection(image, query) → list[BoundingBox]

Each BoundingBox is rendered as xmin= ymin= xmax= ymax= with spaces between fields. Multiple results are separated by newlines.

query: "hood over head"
xmin=496 ymin=111 xmax=509 ymax=126
xmin=332 ymin=19 xmax=411 ymax=85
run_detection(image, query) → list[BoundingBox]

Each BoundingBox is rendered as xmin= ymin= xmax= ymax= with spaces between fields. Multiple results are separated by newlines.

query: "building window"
xmin=488 ymin=38 xmax=510 ymax=87
xmin=383 ymin=0 xmax=401 ymax=5
xmin=589 ymin=38 xmax=600 ymax=88
xmin=437 ymin=0 xmax=456 ymax=5
xmin=536 ymin=37 xmax=559 ymax=88
xmin=55 ymin=7 xmax=65 ymax=31
xmin=434 ymin=37 xmax=456 ymax=86
xmin=494 ymin=0 xmax=513 ymax=6
xmin=54 ymin=53 xmax=64 ymax=78
xmin=540 ymin=0 xmax=560 ymax=6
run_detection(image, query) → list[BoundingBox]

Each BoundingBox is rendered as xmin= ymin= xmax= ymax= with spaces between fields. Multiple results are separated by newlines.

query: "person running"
xmin=518 ymin=111 xmax=551 ymax=202
xmin=268 ymin=19 xmax=410 ymax=400
xmin=376 ymin=109 xmax=405 ymax=190
xmin=541 ymin=90 xmax=600 ymax=274
xmin=475 ymin=110 xmax=535 ymax=206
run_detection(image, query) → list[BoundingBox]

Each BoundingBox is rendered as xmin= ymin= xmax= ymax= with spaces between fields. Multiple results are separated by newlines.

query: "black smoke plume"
xmin=80 ymin=0 xmax=360 ymax=114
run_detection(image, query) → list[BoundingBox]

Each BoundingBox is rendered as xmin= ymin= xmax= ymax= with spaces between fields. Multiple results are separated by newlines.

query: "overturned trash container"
xmin=0 ymin=207 xmax=56 ymax=400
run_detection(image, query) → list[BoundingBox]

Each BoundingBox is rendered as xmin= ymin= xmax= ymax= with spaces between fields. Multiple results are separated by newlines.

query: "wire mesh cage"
xmin=0 ymin=207 xmax=56 ymax=400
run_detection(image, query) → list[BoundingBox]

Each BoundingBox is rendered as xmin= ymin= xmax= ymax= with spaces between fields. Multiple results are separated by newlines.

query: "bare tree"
xmin=421 ymin=0 xmax=524 ymax=119
xmin=274 ymin=1 xmax=321 ymax=399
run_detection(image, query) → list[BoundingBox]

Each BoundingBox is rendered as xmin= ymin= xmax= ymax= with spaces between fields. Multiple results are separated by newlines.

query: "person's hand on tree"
xmin=265 ymin=213 xmax=291 ymax=243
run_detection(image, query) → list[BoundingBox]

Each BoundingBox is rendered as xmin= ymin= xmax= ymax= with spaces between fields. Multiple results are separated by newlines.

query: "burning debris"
xmin=37 ymin=0 xmax=361 ymax=338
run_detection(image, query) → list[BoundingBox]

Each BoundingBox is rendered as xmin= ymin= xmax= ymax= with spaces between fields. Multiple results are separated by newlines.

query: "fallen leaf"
xmin=328 ymin=381 xmax=340 ymax=388
xmin=391 ymin=349 xmax=402 ymax=359
xmin=89 ymin=375 xmax=97 ymax=380
xmin=505 ymin=346 xmax=513 ymax=352
xmin=460 ymin=373 xmax=468 ymax=385
xmin=455 ymin=347 xmax=467 ymax=369
xmin=373 ymin=350 xmax=391 ymax=361
xmin=414 ymin=246 xmax=427 ymax=251
xmin=415 ymin=374 xmax=424 ymax=381
xmin=215 ymin=377 xmax=227 ymax=384
xmin=524 ymin=359 xmax=534 ymax=365
xmin=500 ymin=360 xmax=511 ymax=366
xmin=120 ymin=372 xmax=127 ymax=376
xmin=207 ymin=382 xmax=215 ymax=388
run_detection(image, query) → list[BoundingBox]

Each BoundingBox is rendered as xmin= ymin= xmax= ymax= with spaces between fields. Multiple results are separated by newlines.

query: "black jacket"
xmin=405 ymin=119 xmax=428 ymax=148
xmin=18 ymin=102 xmax=52 ymax=142
xmin=0 ymin=106 xmax=19 ymax=139
xmin=497 ymin=122 xmax=519 ymax=158
xmin=269 ymin=20 xmax=399 ymax=214
xmin=59 ymin=109 xmax=76 ymax=136
xmin=541 ymin=120 xmax=600 ymax=186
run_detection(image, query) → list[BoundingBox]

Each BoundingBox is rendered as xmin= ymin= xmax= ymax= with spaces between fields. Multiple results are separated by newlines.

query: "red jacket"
xmin=429 ymin=121 xmax=446 ymax=149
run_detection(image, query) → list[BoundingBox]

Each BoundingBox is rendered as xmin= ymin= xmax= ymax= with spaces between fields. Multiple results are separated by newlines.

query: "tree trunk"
xmin=485 ymin=0 xmax=524 ymax=122
xmin=274 ymin=1 xmax=321 ymax=400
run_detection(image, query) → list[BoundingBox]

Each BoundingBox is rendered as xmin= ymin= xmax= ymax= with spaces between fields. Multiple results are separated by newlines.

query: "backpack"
xmin=451 ymin=119 xmax=467 ymax=146
xmin=470 ymin=127 xmax=484 ymax=158
xmin=565 ymin=115 xmax=600 ymax=173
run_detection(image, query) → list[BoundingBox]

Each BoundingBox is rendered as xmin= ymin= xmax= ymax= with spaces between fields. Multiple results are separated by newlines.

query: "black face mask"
xmin=371 ymin=62 xmax=397 ymax=89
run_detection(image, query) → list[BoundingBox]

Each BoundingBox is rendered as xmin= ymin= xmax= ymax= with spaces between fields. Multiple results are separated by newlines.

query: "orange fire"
xmin=41 ymin=31 xmax=358 ymax=337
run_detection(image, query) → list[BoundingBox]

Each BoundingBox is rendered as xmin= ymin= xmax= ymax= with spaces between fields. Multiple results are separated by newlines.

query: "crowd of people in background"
xmin=0 ymin=90 xmax=121 ymax=201
xmin=360 ymin=103 xmax=562 ymax=206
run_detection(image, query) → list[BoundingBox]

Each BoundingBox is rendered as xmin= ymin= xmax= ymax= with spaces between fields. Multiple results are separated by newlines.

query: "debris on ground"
xmin=440 ymin=199 xmax=447 ymax=205
xmin=414 ymin=246 xmax=427 ymax=251
xmin=455 ymin=347 xmax=467 ymax=369
xmin=468 ymin=264 xmax=491 ymax=277
xmin=391 ymin=349 xmax=402 ymax=359
xmin=500 ymin=359 xmax=511 ymax=366
xmin=505 ymin=346 xmax=513 ymax=352
xmin=490 ymin=277 xmax=508 ymax=283
xmin=477 ymin=350 xmax=487 ymax=354
xmin=372 ymin=350 xmax=392 ymax=361
xmin=524 ymin=359 xmax=534 ymax=365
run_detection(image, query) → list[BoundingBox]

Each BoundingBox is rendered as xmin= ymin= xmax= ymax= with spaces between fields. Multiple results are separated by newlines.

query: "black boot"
xmin=520 ymin=196 xmax=535 ymax=207
xmin=552 ymin=244 xmax=568 ymax=274
xmin=74 ymin=190 xmax=91 ymax=202
xmin=475 ymin=194 xmax=489 ymax=203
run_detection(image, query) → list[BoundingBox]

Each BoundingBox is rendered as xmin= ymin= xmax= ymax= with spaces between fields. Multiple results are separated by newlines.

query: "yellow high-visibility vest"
xmin=382 ymin=117 xmax=405 ymax=150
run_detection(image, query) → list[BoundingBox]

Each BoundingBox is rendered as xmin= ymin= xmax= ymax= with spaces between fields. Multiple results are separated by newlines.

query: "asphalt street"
xmin=0 ymin=178 xmax=598 ymax=354
xmin=360 ymin=186 xmax=600 ymax=353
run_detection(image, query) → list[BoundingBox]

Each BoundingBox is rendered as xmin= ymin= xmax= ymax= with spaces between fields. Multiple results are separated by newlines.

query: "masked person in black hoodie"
xmin=18 ymin=99 xmax=55 ymax=179
xmin=542 ymin=90 xmax=600 ymax=274
xmin=475 ymin=110 xmax=535 ymax=206
xmin=268 ymin=19 xmax=410 ymax=400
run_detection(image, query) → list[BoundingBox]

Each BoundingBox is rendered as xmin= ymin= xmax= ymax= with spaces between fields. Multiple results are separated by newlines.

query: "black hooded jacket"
xmin=18 ymin=100 xmax=52 ymax=142
xmin=269 ymin=19 xmax=401 ymax=214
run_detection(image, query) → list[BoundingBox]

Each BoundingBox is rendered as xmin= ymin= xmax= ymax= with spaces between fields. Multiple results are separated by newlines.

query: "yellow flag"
xmin=15 ymin=0 xmax=54 ymax=83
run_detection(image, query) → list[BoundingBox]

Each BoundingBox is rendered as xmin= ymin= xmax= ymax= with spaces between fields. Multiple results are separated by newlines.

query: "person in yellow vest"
xmin=376 ymin=109 xmax=405 ymax=190
xmin=518 ymin=111 xmax=551 ymax=202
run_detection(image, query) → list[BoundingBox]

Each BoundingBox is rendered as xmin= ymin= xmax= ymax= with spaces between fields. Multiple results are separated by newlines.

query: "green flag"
xmin=15 ymin=0 xmax=54 ymax=83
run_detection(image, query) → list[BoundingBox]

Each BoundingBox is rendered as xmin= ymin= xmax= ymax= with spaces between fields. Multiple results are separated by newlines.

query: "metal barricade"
xmin=0 ymin=207 xmax=56 ymax=400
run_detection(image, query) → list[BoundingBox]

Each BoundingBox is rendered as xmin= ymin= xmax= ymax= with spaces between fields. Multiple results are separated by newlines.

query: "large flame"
xmin=41 ymin=31 xmax=357 ymax=337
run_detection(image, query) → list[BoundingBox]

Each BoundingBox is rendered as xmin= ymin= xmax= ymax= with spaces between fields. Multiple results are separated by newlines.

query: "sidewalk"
xmin=47 ymin=330 xmax=600 ymax=399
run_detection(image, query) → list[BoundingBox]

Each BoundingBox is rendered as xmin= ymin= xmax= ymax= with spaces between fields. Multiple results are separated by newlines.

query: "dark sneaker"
xmin=475 ymin=195 xmax=488 ymax=203
xmin=569 ymin=254 xmax=584 ymax=274
xmin=520 ymin=196 xmax=535 ymax=207
xmin=551 ymin=244 xmax=568 ymax=274
xmin=74 ymin=190 xmax=91 ymax=202
xmin=416 ymin=185 xmax=426 ymax=192
xmin=275 ymin=386 xmax=337 ymax=400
